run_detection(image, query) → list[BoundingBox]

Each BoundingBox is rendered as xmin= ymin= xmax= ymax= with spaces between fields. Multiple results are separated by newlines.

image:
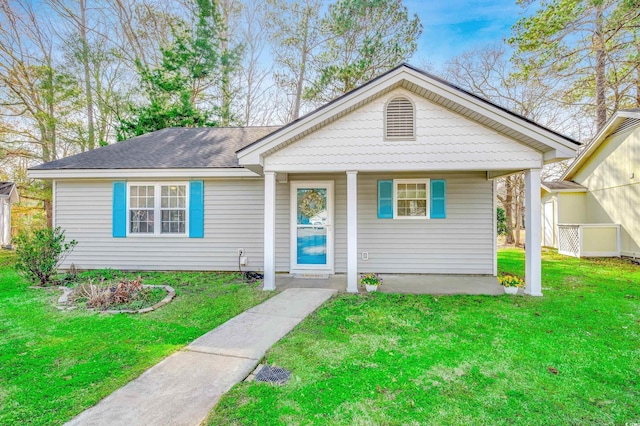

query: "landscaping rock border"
xmin=55 ymin=284 xmax=176 ymax=314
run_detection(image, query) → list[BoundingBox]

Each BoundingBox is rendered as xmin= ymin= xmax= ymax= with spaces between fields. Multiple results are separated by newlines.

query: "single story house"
xmin=29 ymin=64 xmax=579 ymax=296
xmin=0 ymin=182 xmax=19 ymax=248
xmin=542 ymin=109 xmax=639 ymax=258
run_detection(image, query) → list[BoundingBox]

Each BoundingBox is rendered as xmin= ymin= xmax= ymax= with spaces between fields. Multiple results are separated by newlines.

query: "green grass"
xmin=0 ymin=250 xmax=271 ymax=425
xmin=209 ymin=249 xmax=640 ymax=425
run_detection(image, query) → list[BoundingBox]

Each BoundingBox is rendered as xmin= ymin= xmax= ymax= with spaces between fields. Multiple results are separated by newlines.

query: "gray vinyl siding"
xmin=357 ymin=172 xmax=493 ymax=274
xmin=277 ymin=172 xmax=492 ymax=274
xmin=55 ymin=179 xmax=265 ymax=271
xmin=55 ymin=171 xmax=493 ymax=274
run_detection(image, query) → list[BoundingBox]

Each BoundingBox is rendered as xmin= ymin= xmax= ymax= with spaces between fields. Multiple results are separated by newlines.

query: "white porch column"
xmin=524 ymin=168 xmax=542 ymax=296
xmin=346 ymin=171 xmax=358 ymax=293
xmin=263 ymin=171 xmax=276 ymax=291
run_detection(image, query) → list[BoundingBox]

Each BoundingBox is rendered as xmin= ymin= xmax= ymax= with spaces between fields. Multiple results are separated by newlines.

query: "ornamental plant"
xmin=360 ymin=273 xmax=382 ymax=287
xmin=498 ymin=274 xmax=525 ymax=288
xmin=14 ymin=227 xmax=78 ymax=286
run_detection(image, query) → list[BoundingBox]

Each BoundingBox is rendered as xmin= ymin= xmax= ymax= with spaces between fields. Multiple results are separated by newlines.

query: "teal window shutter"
xmin=430 ymin=180 xmax=446 ymax=219
xmin=112 ymin=181 xmax=127 ymax=237
xmin=189 ymin=181 xmax=204 ymax=238
xmin=378 ymin=180 xmax=393 ymax=219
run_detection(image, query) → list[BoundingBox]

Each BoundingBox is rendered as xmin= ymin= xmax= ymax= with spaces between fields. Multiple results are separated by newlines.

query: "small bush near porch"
xmin=209 ymin=249 xmax=640 ymax=425
xmin=0 ymin=250 xmax=270 ymax=425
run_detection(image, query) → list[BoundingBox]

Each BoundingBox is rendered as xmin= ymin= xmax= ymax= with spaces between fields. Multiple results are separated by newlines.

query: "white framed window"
xmin=128 ymin=183 xmax=188 ymax=235
xmin=393 ymin=179 xmax=430 ymax=219
xmin=385 ymin=96 xmax=415 ymax=140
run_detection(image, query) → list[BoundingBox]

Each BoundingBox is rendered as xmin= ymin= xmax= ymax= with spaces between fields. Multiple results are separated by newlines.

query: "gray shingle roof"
xmin=31 ymin=127 xmax=279 ymax=170
xmin=542 ymin=181 xmax=587 ymax=191
xmin=0 ymin=182 xmax=15 ymax=196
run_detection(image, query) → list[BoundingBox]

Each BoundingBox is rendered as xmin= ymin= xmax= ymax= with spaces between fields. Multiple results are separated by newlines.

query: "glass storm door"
xmin=291 ymin=181 xmax=334 ymax=272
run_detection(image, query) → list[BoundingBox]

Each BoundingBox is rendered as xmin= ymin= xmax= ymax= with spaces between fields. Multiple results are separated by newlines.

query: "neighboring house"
xmin=29 ymin=64 xmax=579 ymax=296
xmin=542 ymin=109 xmax=640 ymax=258
xmin=0 ymin=182 xmax=19 ymax=248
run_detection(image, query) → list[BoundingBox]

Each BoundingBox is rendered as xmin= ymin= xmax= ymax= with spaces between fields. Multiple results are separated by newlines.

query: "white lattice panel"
xmin=558 ymin=225 xmax=580 ymax=257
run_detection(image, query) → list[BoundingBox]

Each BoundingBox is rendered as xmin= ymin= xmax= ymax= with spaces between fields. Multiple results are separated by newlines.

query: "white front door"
xmin=290 ymin=181 xmax=334 ymax=273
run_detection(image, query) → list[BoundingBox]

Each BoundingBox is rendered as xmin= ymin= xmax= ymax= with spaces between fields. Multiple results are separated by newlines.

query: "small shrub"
xmin=112 ymin=277 xmax=143 ymax=304
xmin=70 ymin=277 xmax=164 ymax=311
xmin=73 ymin=280 xmax=112 ymax=309
xmin=13 ymin=227 xmax=78 ymax=286
xmin=497 ymin=207 xmax=509 ymax=236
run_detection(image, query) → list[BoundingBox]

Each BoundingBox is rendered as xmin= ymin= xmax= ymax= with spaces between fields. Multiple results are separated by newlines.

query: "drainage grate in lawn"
xmin=254 ymin=365 xmax=291 ymax=385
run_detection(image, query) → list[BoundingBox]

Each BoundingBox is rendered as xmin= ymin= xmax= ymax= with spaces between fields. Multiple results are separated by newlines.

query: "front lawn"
xmin=0 ymin=250 xmax=271 ymax=425
xmin=210 ymin=249 xmax=640 ymax=425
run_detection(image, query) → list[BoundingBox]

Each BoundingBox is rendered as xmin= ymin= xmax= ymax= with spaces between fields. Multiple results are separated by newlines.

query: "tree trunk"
xmin=502 ymin=177 xmax=515 ymax=245
xmin=80 ymin=0 xmax=96 ymax=150
xmin=594 ymin=4 xmax=607 ymax=130
xmin=292 ymin=28 xmax=309 ymax=121
xmin=220 ymin=0 xmax=232 ymax=126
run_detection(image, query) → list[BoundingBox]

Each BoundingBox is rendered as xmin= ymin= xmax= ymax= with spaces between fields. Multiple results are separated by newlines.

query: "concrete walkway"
xmin=66 ymin=288 xmax=336 ymax=426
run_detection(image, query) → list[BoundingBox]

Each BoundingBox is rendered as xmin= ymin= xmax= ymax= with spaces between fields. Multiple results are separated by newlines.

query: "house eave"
xmin=562 ymin=110 xmax=640 ymax=181
xmin=237 ymin=65 xmax=579 ymax=169
xmin=28 ymin=168 xmax=260 ymax=180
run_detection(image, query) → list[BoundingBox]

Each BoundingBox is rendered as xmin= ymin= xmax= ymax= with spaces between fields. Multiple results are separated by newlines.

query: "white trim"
xmin=28 ymin=168 xmax=259 ymax=180
xmin=492 ymin=179 xmax=497 ymax=276
xmin=524 ymin=169 xmax=542 ymax=296
xmin=126 ymin=182 xmax=189 ymax=237
xmin=346 ymin=171 xmax=358 ymax=293
xmin=393 ymin=178 xmax=430 ymax=219
xmin=540 ymin=183 xmax=587 ymax=193
xmin=263 ymin=172 xmax=276 ymax=290
xmin=264 ymin=160 xmax=545 ymax=174
xmin=239 ymin=65 xmax=578 ymax=168
xmin=52 ymin=180 xmax=56 ymax=228
xmin=563 ymin=110 xmax=640 ymax=181
xmin=289 ymin=180 xmax=335 ymax=274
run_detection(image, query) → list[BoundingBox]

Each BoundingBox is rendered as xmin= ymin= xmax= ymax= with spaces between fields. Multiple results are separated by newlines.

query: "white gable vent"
xmin=385 ymin=97 xmax=415 ymax=139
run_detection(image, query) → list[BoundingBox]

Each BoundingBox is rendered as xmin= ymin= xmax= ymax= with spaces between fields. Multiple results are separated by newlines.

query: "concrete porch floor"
xmin=275 ymin=274 xmax=503 ymax=295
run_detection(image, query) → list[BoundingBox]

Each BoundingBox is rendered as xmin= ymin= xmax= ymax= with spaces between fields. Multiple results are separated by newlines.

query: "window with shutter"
xmin=385 ymin=97 xmax=415 ymax=139
xmin=113 ymin=181 xmax=204 ymax=238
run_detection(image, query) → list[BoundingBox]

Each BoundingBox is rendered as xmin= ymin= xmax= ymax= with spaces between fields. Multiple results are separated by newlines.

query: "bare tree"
xmin=264 ymin=0 xmax=325 ymax=121
xmin=442 ymin=45 xmax=587 ymax=245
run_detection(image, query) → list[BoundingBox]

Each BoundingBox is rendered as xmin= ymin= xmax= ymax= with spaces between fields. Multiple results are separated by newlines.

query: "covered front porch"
xmin=274 ymin=273 xmax=504 ymax=295
xmin=260 ymin=169 xmax=544 ymax=296
xmin=236 ymin=65 xmax=579 ymax=297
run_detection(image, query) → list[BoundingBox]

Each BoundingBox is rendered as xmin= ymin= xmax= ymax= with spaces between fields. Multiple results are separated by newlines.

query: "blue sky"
xmin=405 ymin=0 xmax=527 ymax=67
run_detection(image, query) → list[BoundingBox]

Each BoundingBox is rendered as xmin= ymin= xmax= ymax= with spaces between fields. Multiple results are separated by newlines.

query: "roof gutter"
xmin=28 ymin=168 xmax=261 ymax=180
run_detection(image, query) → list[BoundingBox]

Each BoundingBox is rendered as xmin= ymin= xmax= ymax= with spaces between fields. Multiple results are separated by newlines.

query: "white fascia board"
xmin=265 ymin=160 xmax=543 ymax=174
xmin=239 ymin=66 xmax=579 ymax=168
xmin=562 ymin=111 xmax=640 ymax=181
xmin=0 ymin=186 xmax=19 ymax=203
xmin=543 ymin=148 xmax=576 ymax=163
xmin=237 ymin=70 xmax=408 ymax=165
xmin=28 ymin=168 xmax=260 ymax=180
xmin=486 ymin=170 xmax=524 ymax=179
xmin=540 ymin=183 xmax=587 ymax=193
xmin=402 ymin=72 xmax=580 ymax=155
